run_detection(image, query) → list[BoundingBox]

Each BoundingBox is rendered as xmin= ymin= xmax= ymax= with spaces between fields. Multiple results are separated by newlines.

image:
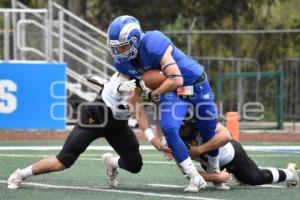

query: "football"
xmin=142 ymin=69 xmax=166 ymax=90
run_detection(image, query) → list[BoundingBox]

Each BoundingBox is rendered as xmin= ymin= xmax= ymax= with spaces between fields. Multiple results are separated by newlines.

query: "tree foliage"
xmin=4 ymin=0 xmax=300 ymax=70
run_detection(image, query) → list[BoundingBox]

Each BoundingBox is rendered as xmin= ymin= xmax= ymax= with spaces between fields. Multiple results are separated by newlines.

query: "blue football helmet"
xmin=107 ymin=15 xmax=143 ymax=63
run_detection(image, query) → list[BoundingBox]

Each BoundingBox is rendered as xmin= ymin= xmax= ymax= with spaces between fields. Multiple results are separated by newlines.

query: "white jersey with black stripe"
xmin=101 ymin=73 xmax=131 ymax=119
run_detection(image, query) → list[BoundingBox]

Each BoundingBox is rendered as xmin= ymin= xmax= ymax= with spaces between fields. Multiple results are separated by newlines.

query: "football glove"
xmin=117 ymin=79 xmax=136 ymax=93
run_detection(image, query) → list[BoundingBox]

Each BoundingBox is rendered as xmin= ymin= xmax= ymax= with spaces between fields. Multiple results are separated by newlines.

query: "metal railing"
xmin=0 ymin=8 xmax=48 ymax=61
xmin=0 ymin=1 xmax=117 ymax=123
xmin=7 ymin=0 xmax=116 ymax=102
xmin=14 ymin=1 xmax=115 ymax=77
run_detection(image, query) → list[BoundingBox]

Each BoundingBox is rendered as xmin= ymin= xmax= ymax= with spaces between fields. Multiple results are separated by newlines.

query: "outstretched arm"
xmin=129 ymin=88 xmax=171 ymax=153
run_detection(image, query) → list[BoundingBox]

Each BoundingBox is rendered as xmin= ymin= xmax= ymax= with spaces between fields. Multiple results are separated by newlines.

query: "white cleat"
xmin=184 ymin=174 xmax=206 ymax=193
xmin=102 ymin=153 xmax=118 ymax=187
xmin=286 ymin=163 xmax=298 ymax=188
xmin=214 ymin=182 xmax=230 ymax=190
xmin=7 ymin=169 xmax=23 ymax=189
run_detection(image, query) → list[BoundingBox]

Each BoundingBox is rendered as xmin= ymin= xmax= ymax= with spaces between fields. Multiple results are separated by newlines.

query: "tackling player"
xmin=180 ymin=120 xmax=299 ymax=188
xmin=7 ymin=73 xmax=154 ymax=189
xmin=107 ymin=15 xmax=222 ymax=192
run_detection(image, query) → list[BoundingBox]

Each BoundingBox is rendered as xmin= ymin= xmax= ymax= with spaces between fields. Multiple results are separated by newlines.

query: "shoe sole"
xmin=7 ymin=184 xmax=19 ymax=189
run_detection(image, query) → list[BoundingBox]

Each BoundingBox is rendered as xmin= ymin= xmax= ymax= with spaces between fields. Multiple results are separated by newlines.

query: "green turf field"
xmin=0 ymin=140 xmax=299 ymax=200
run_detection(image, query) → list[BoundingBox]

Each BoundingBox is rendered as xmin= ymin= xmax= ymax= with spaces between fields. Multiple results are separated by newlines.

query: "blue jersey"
xmin=114 ymin=31 xmax=204 ymax=85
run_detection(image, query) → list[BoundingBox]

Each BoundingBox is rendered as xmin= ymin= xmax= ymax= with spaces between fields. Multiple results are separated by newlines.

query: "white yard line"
xmin=249 ymin=154 xmax=299 ymax=157
xmin=148 ymin=183 xmax=287 ymax=189
xmin=0 ymin=153 xmax=299 ymax=167
xmin=65 ymin=157 xmax=176 ymax=165
xmin=0 ymin=145 xmax=300 ymax=151
xmin=0 ymin=153 xmax=299 ymax=159
xmin=2 ymin=153 xmax=299 ymax=170
xmin=0 ymin=180 xmax=224 ymax=200
xmin=0 ymin=154 xmax=175 ymax=164
xmin=148 ymin=183 xmax=185 ymax=188
xmin=257 ymin=185 xmax=286 ymax=189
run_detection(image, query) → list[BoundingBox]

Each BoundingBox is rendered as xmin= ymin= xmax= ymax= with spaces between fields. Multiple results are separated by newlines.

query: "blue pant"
xmin=159 ymin=79 xmax=218 ymax=163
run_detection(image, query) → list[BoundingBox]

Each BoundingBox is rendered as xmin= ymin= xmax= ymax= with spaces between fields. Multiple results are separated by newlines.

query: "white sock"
xmin=179 ymin=157 xmax=198 ymax=177
xmin=207 ymin=155 xmax=220 ymax=173
xmin=21 ymin=165 xmax=33 ymax=179
xmin=283 ymin=169 xmax=295 ymax=181
xmin=111 ymin=157 xmax=119 ymax=169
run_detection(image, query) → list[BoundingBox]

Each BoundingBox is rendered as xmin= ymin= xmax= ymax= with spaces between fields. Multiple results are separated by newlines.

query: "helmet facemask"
xmin=108 ymin=36 xmax=138 ymax=63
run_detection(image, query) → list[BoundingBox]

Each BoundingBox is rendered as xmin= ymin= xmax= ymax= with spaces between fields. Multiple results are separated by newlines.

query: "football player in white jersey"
xmin=6 ymin=73 xmax=162 ymax=189
xmin=179 ymin=120 xmax=298 ymax=188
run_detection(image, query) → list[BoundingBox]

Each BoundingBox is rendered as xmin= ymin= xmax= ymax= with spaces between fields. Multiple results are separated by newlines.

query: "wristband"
xmin=144 ymin=128 xmax=155 ymax=142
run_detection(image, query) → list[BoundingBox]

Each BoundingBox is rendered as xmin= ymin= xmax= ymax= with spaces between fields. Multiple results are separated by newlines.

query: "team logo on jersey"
xmin=129 ymin=69 xmax=138 ymax=74
xmin=88 ymin=117 xmax=95 ymax=124
xmin=137 ymin=68 xmax=145 ymax=74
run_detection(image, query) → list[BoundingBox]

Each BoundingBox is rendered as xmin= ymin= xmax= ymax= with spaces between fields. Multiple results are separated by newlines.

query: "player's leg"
xmin=228 ymin=140 xmax=297 ymax=186
xmin=7 ymin=104 xmax=104 ymax=189
xmin=105 ymin=123 xmax=143 ymax=174
xmin=55 ymin=103 xmax=106 ymax=169
xmin=159 ymin=92 xmax=189 ymax=162
xmin=6 ymin=157 xmax=66 ymax=189
xmin=7 ymin=126 xmax=100 ymax=189
xmin=191 ymin=79 xmax=218 ymax=158
xmin=103 ymin=122 xmax=142 ymax=187
xmin=190 ymin=80 xmax=226 ymax=189
xmin=159 ymin=92 xmax=206 ymax=192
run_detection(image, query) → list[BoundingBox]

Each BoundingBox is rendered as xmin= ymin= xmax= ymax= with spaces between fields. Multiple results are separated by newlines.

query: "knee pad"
xmin=123 ymin=153 xmax=143 ymax=174
xmin=56 ymin=153 xmax=78 ymax=168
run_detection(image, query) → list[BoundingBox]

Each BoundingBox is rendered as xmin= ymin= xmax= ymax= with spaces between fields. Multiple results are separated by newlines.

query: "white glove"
xmin=117 ymin=79 xmax=136 ymax=93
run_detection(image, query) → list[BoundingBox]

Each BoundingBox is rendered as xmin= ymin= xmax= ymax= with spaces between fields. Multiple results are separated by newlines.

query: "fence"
xmin=282 ymin=59 xmax=300 ymax=124
xmin=216 ymin=71 xmax=283 ymax=129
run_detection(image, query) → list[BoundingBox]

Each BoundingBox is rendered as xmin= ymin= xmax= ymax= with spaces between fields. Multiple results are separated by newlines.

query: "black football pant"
xmin=222 ymin=140 xmax=286 ymax=185
xmin=56 ymin=99 xmax=143 ymax=174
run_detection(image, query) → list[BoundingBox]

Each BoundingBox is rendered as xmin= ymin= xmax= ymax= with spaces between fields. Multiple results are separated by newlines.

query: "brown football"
xmin=142 ymin=69 xmax=166 ymax=90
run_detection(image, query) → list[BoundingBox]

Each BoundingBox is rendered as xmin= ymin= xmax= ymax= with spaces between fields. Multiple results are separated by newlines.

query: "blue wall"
xmin=0 ymin=62 xmax=66 ymax=129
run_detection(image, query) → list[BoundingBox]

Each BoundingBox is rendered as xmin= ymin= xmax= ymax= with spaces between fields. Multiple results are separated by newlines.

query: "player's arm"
xmin=129 ymin=88 xmax=151 ymax=131
xmin=189 ymin=123 xmax=232 ymax=158
xmin=129 ymin=88 xmax=171 ymax=153
xmin=199 ymin=169 xmax=230 ymax=183
xmin=151 ymin=45 xmax=183 ymax=97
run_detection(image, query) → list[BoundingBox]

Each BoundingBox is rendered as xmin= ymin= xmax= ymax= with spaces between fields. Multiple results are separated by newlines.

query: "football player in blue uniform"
xmin=107 ymin=15 xmax=222 ymax=192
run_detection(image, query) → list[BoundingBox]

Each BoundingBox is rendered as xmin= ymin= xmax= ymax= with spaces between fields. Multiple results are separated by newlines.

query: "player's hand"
xmin=188 ymin=146 xmax=200 ymax=159
xmin=214 ymin=169 xmax=231 ymax=183
xmin=141 ymin=89 xmax=160 ymax=102
xmin=151 ymin=136 xmax=172 ymax=153
xmin=163 ymin=152 xmax=174 ymax=160
xmin=118 ymin=79 xmax=136 ymax=93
